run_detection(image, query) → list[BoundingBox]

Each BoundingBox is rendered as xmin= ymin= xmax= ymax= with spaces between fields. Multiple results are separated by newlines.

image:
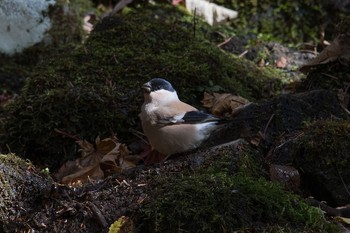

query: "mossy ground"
xmin=299 ymin=62 xmax=350 ymax=91
xmin=1 ymin=5 xmax=283 ymax=170
xmin=293 ymin=120 xmax=350 ymax=206
xmin=213 ymin=0 xmax=349 ymax=44
xmin=0 ymin=2 xmax=349 ymax=233
xmin=139 ymin=152 xmax=338 ymax=233
xmin=0 ymin=153 xmax=52 ymax=232
xmin=298 ymin=120 xmax=350 ymax=167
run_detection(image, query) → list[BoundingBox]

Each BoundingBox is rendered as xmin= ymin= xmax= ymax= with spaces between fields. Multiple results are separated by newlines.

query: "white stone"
xmin=0 ymin=0 xmax=56 ymax=55
xmin=185 ymin=0 xmax=238 ymax=26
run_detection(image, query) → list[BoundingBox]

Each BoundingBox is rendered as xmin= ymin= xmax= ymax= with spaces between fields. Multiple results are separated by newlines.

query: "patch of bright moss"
xmin=298 ymin=120 xmax=350 ymax=167
xmin=140 ymin=168 xmax=337 ymax=232
xmin=213 ymin=0 xmax=349 ymax=44
xmin=1 ymin=4 xmax=282 ymax=169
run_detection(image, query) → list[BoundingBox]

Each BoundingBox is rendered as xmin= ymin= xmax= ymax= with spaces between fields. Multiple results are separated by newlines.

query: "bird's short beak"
xmin=142 ymin=83 xmax=151 ymax=93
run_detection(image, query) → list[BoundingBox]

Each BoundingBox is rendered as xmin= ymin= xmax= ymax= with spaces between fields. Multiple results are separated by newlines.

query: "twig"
xmin=298 ymin=50 xmax=318 ymax=55
xmin=193 ymin=8 xmax=197 ymax=38
xmin=340 ymin=105 xmax=350 ymax=116
xmin=321 ymin=73 xmax=339 ymax=80
xmin=263 ymin=114 xmax=275 ymax=136
xmin=336 ymin=164 xmax=350 ymax=198
xmin=54 ymin=128 xmax=81 ymax=141
xmin=217 ymin=36 xmax=234 ymax=47
xmin=339 ymin=81 xmax=350 ymax=116
xmin=343 ymin=79 xmax=350 ymax=107
xmin=128 ymin=128 xmax=149 ymax=144
xmin=86 ymin=201 xmax=108 ymax=227
xmin=238 ymin=50 xmax=248 ymax=58
xmin=106 ymin=0 xmax=133 ymax=17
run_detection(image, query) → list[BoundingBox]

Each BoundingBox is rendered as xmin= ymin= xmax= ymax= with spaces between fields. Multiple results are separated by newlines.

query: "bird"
xmin=139 ymin=78 xmax=224 ymax=158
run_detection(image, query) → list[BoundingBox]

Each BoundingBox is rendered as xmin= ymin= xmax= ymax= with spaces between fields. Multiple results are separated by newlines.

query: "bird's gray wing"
xmin=157 ymin=111 xmax=220 ymax=125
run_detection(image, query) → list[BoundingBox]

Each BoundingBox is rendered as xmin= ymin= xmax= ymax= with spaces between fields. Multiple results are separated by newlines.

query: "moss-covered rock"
xmin=0 ymin=153 xmax=52 ymax=232
xmin=206 ymin=89 xmax=345 ymax=150
xmin=299 ymin=60 xmax=350 ymax=92
xmin=139 ymin=154 xmax=338 ymax=233
xmin=295 ymin=120 xmax=350 ymax=206
xmin=1 ymin=5 xmax=283 ymax=169
xmin=271 ymin=120 xmax=350 ymax=206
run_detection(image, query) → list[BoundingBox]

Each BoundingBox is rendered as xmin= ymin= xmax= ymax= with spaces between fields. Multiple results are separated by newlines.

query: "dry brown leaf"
xmin=0 ymin=90 xmax=12 ymax=107
xmin=100 ymin=145 xmax=121 ymax=174
xmin=76 ymin=139 xmax=95 ymax=157
xmin=202 ymin=92 xmax=250 ymax=117
xmin=55 ymin=136 xmax=136 ymax=186
xmin=269 ymin=164 xmax=300 ymax=191
xmin=76 ymin=137 xmax=117 ymax=168
xmin=276 ymin=56 xmax=287 ymax=68
xmin=250 ymin=131 xmax=264 ymax=147
xmin=61 ymin=165 xmax=104 ymax=185
xmin=300 ymin=33 xmax=350 ymax=73
xmin=96 ymin=137 xmax=119 ymax=156
xmin=100 ymin=143 xmax=136 ymax=175
xmin=118 ymin=144 xmax=136 ymax=170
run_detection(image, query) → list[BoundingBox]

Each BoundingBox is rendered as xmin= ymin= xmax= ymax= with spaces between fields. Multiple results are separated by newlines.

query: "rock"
xmin=270 ymin=120 xmax=350 ymax=207
xmin=0 ymin=0 xmax=85 ymax=56
xmin=207 ymin=89 xmax=345 ymax=147
xmin=0 ymin=0 xmax=55 ymax=55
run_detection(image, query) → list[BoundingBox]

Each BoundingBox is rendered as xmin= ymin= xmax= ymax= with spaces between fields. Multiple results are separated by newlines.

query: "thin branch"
xmin=263 ymin=114 xmax=275 ymax=136
xmin=106 ymin=0 xmax=134 ymax=17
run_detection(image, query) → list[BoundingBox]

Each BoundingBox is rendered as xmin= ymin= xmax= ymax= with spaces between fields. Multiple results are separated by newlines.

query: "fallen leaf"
xmin=100 ymin=143 xmax=136 ymax=175
xmin=335 ymin=216 xmax=350 ymax=225
xmin=0 ymin=90 xmax=14 ymax=107
xmin=82 ymin=13 xmax=95 ymax=34
xmin=276 ymin=56 xmax=287 ymax=68
xmin=300 ymin=33 xmax=350 ymax=73
xmin=202 ymin=92 xmax=250 ymax=117
xmin=61 ymin=165 xmax=104 ymax=185
xmin=250 ymin=131 xmax=264 ymax=147
xmin=108 ymin=216 xmax=134 ymax=233
xmin=55 ymin=136 xmax=137 ymax=186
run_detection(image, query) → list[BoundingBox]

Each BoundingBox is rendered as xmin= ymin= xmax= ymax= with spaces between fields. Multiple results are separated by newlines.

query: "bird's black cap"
xmin=144 ymin=78 xmax=175 ymax=92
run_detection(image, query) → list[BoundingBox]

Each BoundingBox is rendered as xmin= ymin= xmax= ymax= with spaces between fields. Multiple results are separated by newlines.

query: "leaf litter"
xmin=55 ymin=136 xmax=140 ymax=186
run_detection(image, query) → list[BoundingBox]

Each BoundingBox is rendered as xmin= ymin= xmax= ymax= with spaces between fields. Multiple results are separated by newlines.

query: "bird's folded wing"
xmin=157 ymin=111 xmax=220 ymax=125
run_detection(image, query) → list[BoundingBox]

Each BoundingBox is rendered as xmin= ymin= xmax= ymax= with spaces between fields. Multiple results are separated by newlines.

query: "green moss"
xmin=140 ymin=154 xmax=337 ymax=232
xmin=0 ymin=153 xmax=52 ymax=232
xmin=1 ymin=4 xmax=282 ymax=169
xmin=300 ymin=63 xmax=350 ymax=91
xmin=298 ymin=120 xmax=350 ymax=167
xmin=299 ymin=17 xmax=350 ymax=91
xmin=213 ymin=0 xmax=348 ymax=44
xmin=291 ymin=120 xmax=350 ymax=205
xmin=204 ymin=143 xmax=267 ymax=178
